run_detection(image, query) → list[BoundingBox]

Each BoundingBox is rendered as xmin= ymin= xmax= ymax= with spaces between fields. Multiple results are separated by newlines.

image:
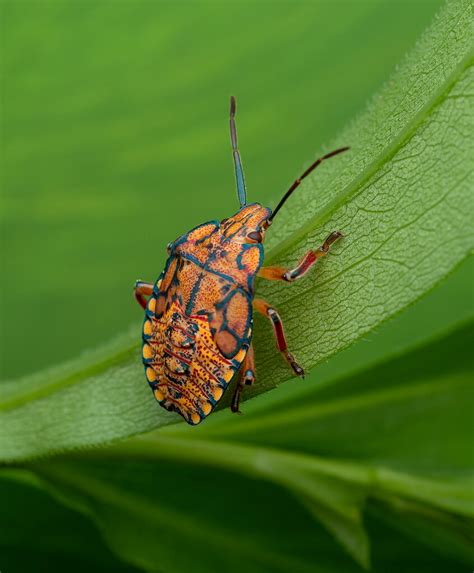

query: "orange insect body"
xmin=135 ymin=97 xmax=348 ymax=425
xmin=142 ymin=204 xmax=270 ymax=425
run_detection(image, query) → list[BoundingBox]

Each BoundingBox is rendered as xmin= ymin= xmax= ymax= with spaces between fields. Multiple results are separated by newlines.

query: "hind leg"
xmin=231 ymin=344 xmax=255 ymax=414
xmin=253 ymin=298 xmax=304 ymax=378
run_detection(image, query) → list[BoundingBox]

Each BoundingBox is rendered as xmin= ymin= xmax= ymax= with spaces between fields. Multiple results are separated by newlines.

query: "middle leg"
xmin=253 ymin=298 xmax=304 ymax=378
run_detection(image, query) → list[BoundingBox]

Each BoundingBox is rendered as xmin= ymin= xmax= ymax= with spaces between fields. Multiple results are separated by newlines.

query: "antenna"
xmin=269 ymin=147 xmax=349 ymax=221
xmin=229 ymin=96 xmax=247 ymax=208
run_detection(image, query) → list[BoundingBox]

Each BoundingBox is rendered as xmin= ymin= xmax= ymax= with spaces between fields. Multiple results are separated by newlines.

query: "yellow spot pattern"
xmin=146 ymin=367 xmax=156 ymax=382
xmin=147 ymin=298 xmax=156 ymax=313
xmin=142 ymin=299 xmax=249 ymax=424
xmin=154 ymin=388 xmax=165 ymax=401
xmin=143 ymin=320 xmax=152 ymax=336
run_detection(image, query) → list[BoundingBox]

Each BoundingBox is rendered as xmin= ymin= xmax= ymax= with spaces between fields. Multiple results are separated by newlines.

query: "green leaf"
xmin=0 ymin=470 xmax=140 ymax=573
xmin=29 ymin=457 xmax=368 ymax=573
xmin=1 ymin=0 xmax=472 ymax=462
xmin=27 ymin=321 xmax=474 ymax=571
xmin=255 ymin=0 xmax=473 ymax=387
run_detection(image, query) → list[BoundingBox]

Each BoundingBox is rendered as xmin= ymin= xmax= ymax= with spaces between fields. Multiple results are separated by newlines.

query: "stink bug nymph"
xmin=134 ymin=97 xmax=348 ymax=425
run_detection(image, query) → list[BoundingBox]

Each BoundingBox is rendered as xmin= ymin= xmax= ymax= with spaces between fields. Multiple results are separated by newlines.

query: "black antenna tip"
xmin=230 ymin=96 xmax=236 ymax=117
xmin=324 ymin=146 xmax=350 ymax=159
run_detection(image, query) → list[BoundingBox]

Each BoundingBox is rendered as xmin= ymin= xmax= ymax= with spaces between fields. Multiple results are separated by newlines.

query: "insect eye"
xmin=247 ymin=230 xmax=263 ymax=243
xmin=166 ymin=242 xmax=173 ymax=254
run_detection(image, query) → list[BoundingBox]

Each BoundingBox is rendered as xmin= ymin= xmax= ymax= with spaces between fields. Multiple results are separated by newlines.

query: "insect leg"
xmin=134 ymin=280 xmax=153 ymax=309
xmin=258 ymin=231 xmax=343 ymax=282
xmin=253 ymin=299 xmax=304 ymax=378
xmin=231 ymin=344 xmax=255 ymax=414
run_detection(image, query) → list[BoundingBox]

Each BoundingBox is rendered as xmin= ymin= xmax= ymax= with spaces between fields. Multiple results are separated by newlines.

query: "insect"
xmin=134 ymin=96 xmax=348 ymax=425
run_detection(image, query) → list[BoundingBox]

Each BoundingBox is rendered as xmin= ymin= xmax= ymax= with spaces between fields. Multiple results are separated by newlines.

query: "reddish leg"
xmin=231 ymin=344 xmax=255 ymax=414
xmin=253 ymin=299 xmax=304 ymax=378
xmin=134 ymin=280 xmax=153 ymax=309
xmin=258 ymin=231 xmax=343 ymax=282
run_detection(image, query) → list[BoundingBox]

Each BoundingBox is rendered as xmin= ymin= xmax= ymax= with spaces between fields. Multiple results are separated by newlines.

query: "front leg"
xmin=258 ymin=231 xmax=342 ymax=282
xmin=253 ymin=298 xmax=304 ymax=378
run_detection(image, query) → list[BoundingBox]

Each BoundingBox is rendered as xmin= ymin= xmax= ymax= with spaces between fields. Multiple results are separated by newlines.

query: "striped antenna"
xmin=229 ymin=96 xmax=247 ymax=208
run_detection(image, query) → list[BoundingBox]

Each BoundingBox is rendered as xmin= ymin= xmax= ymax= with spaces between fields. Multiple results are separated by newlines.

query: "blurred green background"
xmin=1 ymin=0 xmax=444 ymax=379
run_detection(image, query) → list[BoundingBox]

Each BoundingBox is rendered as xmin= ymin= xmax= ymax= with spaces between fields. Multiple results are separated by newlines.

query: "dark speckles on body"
xmin=140 ymin=206 xmax=269 ymax=424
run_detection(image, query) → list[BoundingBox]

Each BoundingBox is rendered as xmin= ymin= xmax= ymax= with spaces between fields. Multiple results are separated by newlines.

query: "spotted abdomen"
xmin=142 ymin=293 xmax=250 ymax=425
